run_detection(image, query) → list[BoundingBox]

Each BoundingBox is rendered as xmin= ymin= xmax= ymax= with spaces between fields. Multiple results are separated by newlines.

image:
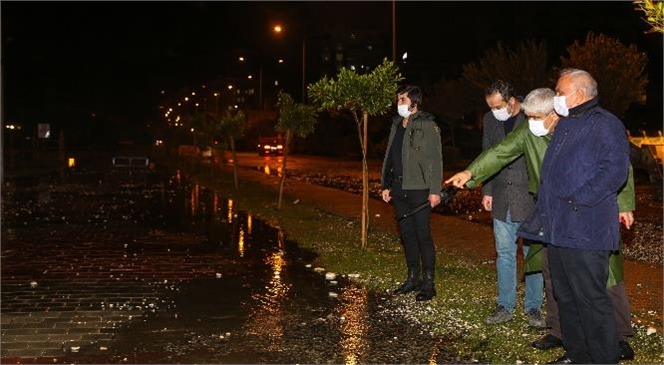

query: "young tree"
xmin=634 ymin=0 xmax=664 ymax=33
xmin=218 ymin=110 xmax=246 ymax=189
xmin=275 ymin=92 xmax=318 ymax=210
xmin=559 ymin=32 xmax=649 ymax=118
xmin=308 ymin=58 xmax=403 ymax=249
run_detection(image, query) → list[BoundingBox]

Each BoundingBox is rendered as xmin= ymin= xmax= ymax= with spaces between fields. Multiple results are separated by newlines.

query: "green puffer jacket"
xmin=380 ymin=111 xmax=443 ymax=195
xmin=465 ymin=121 xmax=635 ymax=287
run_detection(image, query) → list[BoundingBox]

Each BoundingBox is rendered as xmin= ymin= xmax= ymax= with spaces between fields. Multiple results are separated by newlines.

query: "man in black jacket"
xmin=481 ymin=81 xmax=545 ymax=328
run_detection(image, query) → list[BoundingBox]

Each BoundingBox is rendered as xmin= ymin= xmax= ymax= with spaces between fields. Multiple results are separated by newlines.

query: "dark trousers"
xmin=548 ymin=245 xmax=620 ymax=364
xmin=543 ymin=245 xmax=634 ymax=340
xmin=391 ymin=184 xmax=436 ymax=273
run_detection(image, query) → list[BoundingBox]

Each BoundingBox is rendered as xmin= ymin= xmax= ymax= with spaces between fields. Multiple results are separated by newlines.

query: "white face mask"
xmin=553 ymin=95 xmax=569 ymax=117
xmin=397 ymin=104 xmax=411 ymax=118
xmin=528 ymin=118 xmax=550 ymax=137
xmin=491 ymin=106 xmax=511 ymax=121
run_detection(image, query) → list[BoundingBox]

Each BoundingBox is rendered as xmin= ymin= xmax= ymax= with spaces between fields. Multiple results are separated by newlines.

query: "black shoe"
xmin=393 ymin=280 xmax=421 ymax=294
xmin=532 ymin=334 xmax=563 ymax=350
xmin=415 ymin=270 xmax=436 ymax=301
xmin=545 ymin=355 xmax=574 ymax=364
xmin=415 ymin=288 xmax=436 ymax=301
xmin=393 ymin=268 xmax=421 ymax=295
xmin=619 ymin=340 xmax=635 ymax=361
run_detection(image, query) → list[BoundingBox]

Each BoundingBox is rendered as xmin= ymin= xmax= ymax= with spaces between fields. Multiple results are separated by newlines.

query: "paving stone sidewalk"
xmin=0 ymin=171 xmax=237 ymax=363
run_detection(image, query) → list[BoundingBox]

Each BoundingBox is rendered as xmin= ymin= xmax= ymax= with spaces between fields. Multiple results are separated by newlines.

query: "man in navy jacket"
xmin=531 ymin=69 xmax=630 ymax=364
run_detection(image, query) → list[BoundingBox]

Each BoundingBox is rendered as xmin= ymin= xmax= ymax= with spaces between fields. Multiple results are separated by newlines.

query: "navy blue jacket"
xmin=523 ymin=99 xmax=629 ymax=250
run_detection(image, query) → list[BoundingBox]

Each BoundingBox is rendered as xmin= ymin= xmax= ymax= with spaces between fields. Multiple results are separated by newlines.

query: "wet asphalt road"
xmin=1 ymin=167 xmax=469 ymax=364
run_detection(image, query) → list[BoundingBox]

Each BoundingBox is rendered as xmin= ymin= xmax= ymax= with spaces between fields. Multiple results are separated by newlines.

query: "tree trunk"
xmin=230 ymin=138 xmax=238 ymax=189
xmin=361 ymin=111 xmax=369 ymax=249
xmin=277 ymin=129 xmax=292 ymax=210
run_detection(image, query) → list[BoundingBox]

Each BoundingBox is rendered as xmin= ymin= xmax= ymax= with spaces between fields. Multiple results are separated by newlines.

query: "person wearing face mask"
xmin=458 ymin=81 xmax=545 ymax=327
xmin=380 ymin=84 xmax=443 ymax=301
xmin=444 ymin=87 xmax=636 ymax=362
xmin=534 ymin=69 xmax=631 ymax=364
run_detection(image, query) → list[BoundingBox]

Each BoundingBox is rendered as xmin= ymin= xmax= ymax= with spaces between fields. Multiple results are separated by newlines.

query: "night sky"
xmin=2 ymin=1 xmax=662 ymax=134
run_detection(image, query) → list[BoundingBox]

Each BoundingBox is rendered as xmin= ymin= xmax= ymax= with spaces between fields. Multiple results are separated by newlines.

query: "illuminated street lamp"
xmin=272 ymin=24 xmax=314 ymax=103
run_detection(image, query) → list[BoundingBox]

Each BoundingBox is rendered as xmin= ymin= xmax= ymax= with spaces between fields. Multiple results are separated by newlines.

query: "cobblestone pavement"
xmin=1 ymin=169 xmax=246 ymax=362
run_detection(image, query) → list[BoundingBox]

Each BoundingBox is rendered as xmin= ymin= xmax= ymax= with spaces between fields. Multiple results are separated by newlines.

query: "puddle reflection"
xmin=244 ymin=248 xmax=291 ymax=352
xmin=258 ymin=161 xmax=284 ymax=177
xmin=173 ymin=169 xmax=182 ymax=185
xmin=337 ymin=285 xmax=369 ymax=365
xmin=190 ymin=183 xmax=199 ymax=216
xmin=5 ymin=168 xmax=466 ymax=364
xmin=238 ymin=224 xmax=245 ymax=257
xmin=227 ymin=199 xmax=234 ymax=223
xmin=247 ymin=214 xmax=253 ymax=235
xmin=212 ymin=192 xmax=219 ymax=218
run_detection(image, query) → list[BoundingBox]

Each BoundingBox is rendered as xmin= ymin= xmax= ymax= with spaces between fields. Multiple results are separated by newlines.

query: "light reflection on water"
xmin=247 ymin=214 xmax=253 ymax=235
xmin=190 ymin=183 xmax=199 ymax=216
xmin=175 ymin=169 xmax=181 ymax=185
xmin=7 ymin=168 xmax=469 ymax=363
xmin=238 ymin=225 xmax=245 ymax=257
xmin=259 ymin=161 xmax=284 ymax=177
xmin=163 ymin=171 xmax=454 ymax=363
xmin=227 ymin=199 xmax=234 ymax=223
xmin=212 ymin=192 xmax=219 ymax=217
xmin=337 ymin=285 xmax=369 ymax=365
xmin=244 ymin=246 xmax=291 ymax=352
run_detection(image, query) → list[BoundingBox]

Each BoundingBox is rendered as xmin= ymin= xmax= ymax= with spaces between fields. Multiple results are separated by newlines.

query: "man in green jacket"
xmin=381 ymin=84 xmax=443 ymax=302
xmin=445 ymin=87 xmax=636 ymax=360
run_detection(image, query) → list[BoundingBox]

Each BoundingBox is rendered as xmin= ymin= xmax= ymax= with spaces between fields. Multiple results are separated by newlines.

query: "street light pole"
xmin=392 ymin=0 xmax=396 ymax=62
xmin=302 ymin=38 xmax=306 ymax=103
xmin=259 ymin=66 xmax=263 ymax=111
xmin=272 ymin=23 xmax=307 ymax=103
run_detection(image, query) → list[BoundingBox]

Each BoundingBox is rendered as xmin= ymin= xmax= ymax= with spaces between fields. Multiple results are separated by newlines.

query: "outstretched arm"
xmin=444 ymin=122 xmax=529 ymax=189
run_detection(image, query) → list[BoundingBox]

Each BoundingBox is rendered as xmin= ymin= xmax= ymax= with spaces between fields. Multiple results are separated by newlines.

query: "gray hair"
xmin=521 ymin=88 xmax=556 ymax=115
xmin=559 ymin=68 xmax=598 ymax=98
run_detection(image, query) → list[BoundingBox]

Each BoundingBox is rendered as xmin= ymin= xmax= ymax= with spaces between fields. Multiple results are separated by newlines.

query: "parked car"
xmin=257 ymin=136 xmax=284 ymax=156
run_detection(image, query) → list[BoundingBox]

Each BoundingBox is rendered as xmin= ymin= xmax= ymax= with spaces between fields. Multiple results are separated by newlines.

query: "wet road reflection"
xmin=245 ymin=249 xmax=289 ymax=353
xmin=338 ymin=285 xmax=369 ymax=364
xmin=2 ymin=168 xmax=466 ymax=364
